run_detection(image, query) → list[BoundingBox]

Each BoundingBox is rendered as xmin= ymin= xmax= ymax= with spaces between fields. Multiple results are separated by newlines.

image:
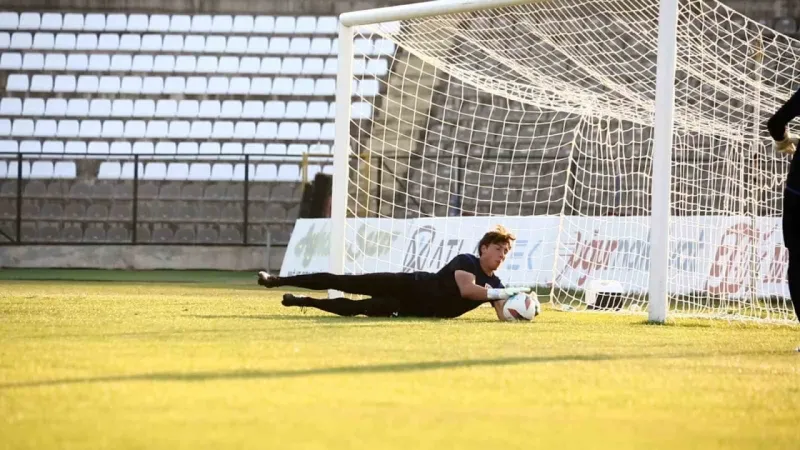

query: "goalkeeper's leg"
xmin=782 ymin=190 xmax=800 ymax=322
xmin=259 ymin=271 xmax=416 ymax=297
xmin=282 ymin=293 xmax=401 ymax=317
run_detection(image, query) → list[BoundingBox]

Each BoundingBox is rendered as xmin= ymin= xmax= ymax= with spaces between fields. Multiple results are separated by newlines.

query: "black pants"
xmin=782 ymin=189 xmax=800 ymax=322
xmin=274 ymin=272 xmax=435 ymax=317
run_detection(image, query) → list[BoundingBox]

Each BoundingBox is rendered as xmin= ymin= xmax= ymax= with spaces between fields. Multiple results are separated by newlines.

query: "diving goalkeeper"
xmin=767 ymin=85 xmax=800 ymax=322
xmin=257 ymin=225 xmax=530 ymax=320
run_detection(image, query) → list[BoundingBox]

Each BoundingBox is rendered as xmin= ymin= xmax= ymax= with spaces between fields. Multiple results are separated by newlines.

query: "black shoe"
xmin=257 ymin=271 xmax=279 ymax=288
xmin=282 ymin=293 xmax=310 ymax=307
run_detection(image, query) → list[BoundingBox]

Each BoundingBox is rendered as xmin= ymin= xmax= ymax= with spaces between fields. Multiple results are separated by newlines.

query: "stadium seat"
xmin=281 ymin=57 xmax=302 ymax=74
xmin=212 ymin=15 xmax=234 ymax=33
xmin=212 ymin=121 xmax=234 ymax=139
xmin=189 ymin=121 xmax=211 ymax=139
xmin=164 ymin=76 xmax=185 ymax=94
xmin=177 ymin=142 xmax=198 ymax=154
xmin=141 ymin=34 xmax=162 ymax=52
xmin=79 ymin=120 xmax=102 ymax=138
xmin=166 ymin=163 xmax=189 ymax=181
xmin=357 ymin=79 xmax=380 ymax=96
xmin=154 ymin=55 xmax=175 ymax=72
xmin=155 ymin=142 xmax=176 ymax=154
xmin=22 ymin=52 xmax=43 ymax=70
xmin=162 ymin=34 xmax=183 ymax=52
xmin=205 ymin=35 xmax=226 ymax=52
xmin=295 ymin=16 xmax=316 ymax=34
xmin=114 ymin=99 xmax=136 ymax=117
xmin=234 ymin=121 xmax=255 ymax=139
xmin=132 ymin=141 xmax=154 ymax=154
xmin=41 ymin=141 xmax=62 ymax=153
xmin=197 ymin=55 xmax=217 ymax=73
xmin=264 ymin=101 xmax=285 ymax=119
xmin=142 ymin=162 xmax=166 ymax=180
xmin=240 ymin=101 xmax=263 ymax=119
xmin=177 ymin=100 xmax=199 ymax=118
xmin=98 ymin=33 xmax=119 ymax=51
xmin=119 ymin=34 xmax=140 ymax=51
xmin=306 ymin=101 xmax=328 ymax=119
xmin=259 ymin=56 xmax=281 ymax=74
xmin=0 ymin=98 xmax=21 ymax=115
xmin=10 ymin=32 xmax=32 ymax=49
xmin=298 ymin=123 xmax=320 ymax=140
xmin=254 ymin=16 xmax=275 ymax=33
xmin=285 ymin=101 xmax=307 ymax=119
xmin=0 ymin=52 xmax=21 ymax=69
xmin=316 ymin=17 xmax=337 ymax=34
xmin=268 ymin=37 xmax=290 ymax=54
xmin=302 ymin=57 xmax=324 ymax=75
xmin=289 ymin=38 xmax=310 ymax=55
xmin=277 ymin=164 xmax=300 ymax=181
xmin=199 ymin=100 xmax=221 ymax=118
xmin=233 ymin=15 xmax=254 ymax=33
xmin=288 ymin=144 xmax=307 ymax=155
xmin=199 ymin=142 xmax=220 ymax=154
xmin=54 ymin=161 xmax=76 ymax=178
xmin=32 ymin=33 xmax=53 ymax=50
xmin=169 ymin=15 xmax=191 ymax=33
xmin=88 ymin=99 xmax=111 ymax=117
xmin=106 ymin=14 xmax=126 ymax=31
xmin=29 ymin=161 xmax=53 ymax=179
xmin=110 ymin=142 xmax=131 ymax=154
xmin=30 ymin=74 xmax=53 ymax=92
xmin=185 ymin=77 xmax=207 ymax=94
xmin=247 ymin=37 xmax=268 ymax=54
xmin=39 ymin=13 xmax=62 ymax=30
xmin=141 ymin=76 xmax=164 ymax=94
xmin=121 ymin=76 xmax=142 ymax=94
xmin=76 ymin=33 xmax=97 ymax=50
xmin=250 ymin=77 xmax=271 ymax=95
xmin=314 ymin=78 xmax=335 ymax=95
xmin=243 ymin=143 xmax=264 ymax=155
xmin=175 ymin=55 xmax=195 ymax=72
xmin=168 ymin=121 xmax=190 ymax=139
xmin=44 ymin=53 xmax=66 ymax=70
xmin=110 ymin=54 xmax=132 ymax=71
xmin=222 ymin=142 xmax=242 ymax=154
xmin=254 ymin=164 xmax=278 ymax=181
xmin=84 ymin=13 xmax=105 ymax=31
xmin=7 ymin=74 xmax=28 ymax=91
xmin=87 ymin=141 xmax=108 ymax=154
xmin=119 ymin=161 xmax=143 ymax=178
xmin=19 ymin=140 xmax=40 ymax=153
xmin=226 ymin=36 xmax=247 ymax=53
xmin=293 ymin=78 xmax=314 ymax=96
xmin=208 ymin=76 xmax=229 ymax=94
xmin=239 ymin=57 xmax=260 ymax=74
xmin=183 ymin=35 xmax=204 ymax=52
xmin=229 ymin=76 xmax=251 ymax=94
xmin=98 ymin=76 xmax=120 ymax=93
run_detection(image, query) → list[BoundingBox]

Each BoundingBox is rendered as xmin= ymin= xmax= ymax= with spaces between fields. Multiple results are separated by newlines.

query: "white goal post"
xmin=330 ymin=0 xmax=799 ymax=324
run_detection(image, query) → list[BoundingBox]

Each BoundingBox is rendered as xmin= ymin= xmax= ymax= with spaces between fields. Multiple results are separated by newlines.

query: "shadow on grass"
xmin=0 ymin=350 xmax=776 ymax=390
xmin=186 ymin=314 xmax=447 ymax=324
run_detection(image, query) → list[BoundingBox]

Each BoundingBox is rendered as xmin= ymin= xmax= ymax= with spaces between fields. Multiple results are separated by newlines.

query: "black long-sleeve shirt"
xmin=767 ymin=87 xmax=800 ymax=193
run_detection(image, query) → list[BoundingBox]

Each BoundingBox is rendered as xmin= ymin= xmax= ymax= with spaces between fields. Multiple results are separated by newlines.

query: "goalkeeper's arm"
xmin=767 ymin=86 xmax=800 ymax=147
xmin=453 ymin=270 xmax=530 ymax=301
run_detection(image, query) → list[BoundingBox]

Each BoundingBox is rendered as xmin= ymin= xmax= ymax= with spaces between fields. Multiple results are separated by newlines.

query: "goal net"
xmin=336 ymin=0 xmax=799 ymax=323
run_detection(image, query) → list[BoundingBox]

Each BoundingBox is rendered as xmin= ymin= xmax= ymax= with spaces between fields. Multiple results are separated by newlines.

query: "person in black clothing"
xmin=767 ymin=86 xmax=800 ymax=322
xmin=257 ymin=225 xmax=531 ymax=320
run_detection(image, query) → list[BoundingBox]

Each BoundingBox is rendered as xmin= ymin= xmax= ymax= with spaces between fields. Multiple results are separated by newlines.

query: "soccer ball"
xmin=502 ymin=292 xmax=540 ymax=321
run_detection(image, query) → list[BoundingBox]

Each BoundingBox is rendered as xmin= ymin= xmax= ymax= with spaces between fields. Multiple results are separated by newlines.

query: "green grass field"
xmin=1 ymin=270 xmax=798 ymax=449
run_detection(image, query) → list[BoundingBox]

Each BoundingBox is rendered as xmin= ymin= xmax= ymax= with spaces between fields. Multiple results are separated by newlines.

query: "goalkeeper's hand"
xmin=487 ymin=286 xmax=531 ymax=300
xmin=773 ymin=131 xmax=798 ymax=155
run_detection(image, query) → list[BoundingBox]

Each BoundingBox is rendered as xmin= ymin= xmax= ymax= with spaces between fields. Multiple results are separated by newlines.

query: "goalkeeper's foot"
xmin=282 ymin=293 xmax=312 ymax=308
xmin=257 ymin=271 xmax=279 ymax=288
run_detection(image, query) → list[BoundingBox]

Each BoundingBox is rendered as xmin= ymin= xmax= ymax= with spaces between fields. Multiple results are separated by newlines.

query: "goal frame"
xmin=330 ymin=0 xmax=680 ymax=323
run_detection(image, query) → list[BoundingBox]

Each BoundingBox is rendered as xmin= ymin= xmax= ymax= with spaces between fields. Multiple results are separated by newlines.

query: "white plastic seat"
xmin=358 ymin=79 xmax=380 ymax=97
xmin=353 ymin=59 xmax=367 ymax=76
xmin=57 ymin=120 xmax=80 ymax=138
xmin=44 ymin=53 xmax=66 ymax=70
xmin=98 ymin=76 xmax=120 ymax=93
xmin=233 ymin=15 xmax=254 ymax=33
xmin=229 ymin=76 xmax=251 ymax=94
xmin=309 ymin=37 xmax=331 ymax=55
xmin=254 ymin=16 xmax=275 ymax=33
xmin=327 ymin=102 xmax=336 ymax=119
xmin=278 ymin=122 xmax=299 ymax=140
xmin=66 ymin=99 xmax=88 ymax=116
xmin=226 ymin=36 xmax=247 ymax=53
xmin=367 ymin=59 xmax=389 ymax=76
xmin=314 ymin=78 xmax=335 ymax=96
xmin=110 ymin=54 xmax=132 ymax=71
xmin=222 ymin=143 xmax=242 ymax=154
xmin=177 ymin=100 xmax=199 ymax=118
xmin=277 ymin=164 xmax=300 ymax=181
xmin=167 ymin=121 xmax=190 ymax=138
xmin=6 ymin=74 xmax=27 ymax=91
xmin=268 ymin=37 xmax=289 ymax=54
xmin=254 ymin=163 xmax=278 ymax=181
xmin=0 ymin=98 xmax=21 ymax=115
xmin=247 ymin=36 xmax=268 ymax=54
xmin=259 ymin=56 xmax=281 ymax=74
xmin=187 ymin=163 xmax=211 ymax=180
xmin=33 ymin=33 xmax=55 ymax=49
xmin=79 ymin=120 xmax=102 ymax=137
xmin=271 ymin=77 xmax=293 ymax=95
xmin=218 ymin=56 xmax=238 ymax=73
xmin=249 ymin=77 xmax=271 ymax=95
xmin=40 ymin=13 xmax=62 ymax=30
xmin=189 ymin=121 xmax=211 ymax=139
xmin=141 ymin=76 xmax=163 ymax=94
xmin=64 ymin=140 xmax=86 ymax=154
xmin=0 ymin=139 xmax=17 ymax=153
xmin=190 ymin=15 xmax=212 ymax=33
xmin=330 ymin=38 xmax=339 ymax=55
xmin=119 ymin=34 xmax=141 ymax=51
xmin=168 ymin=15 xmax=190 ymax=33
xmin=19 ymin=140 xmax=40 ymax=153
xmin=323 ymin=57 xmax=337 ymax=75
xmin=76 ymin=33 xmax=97 ymax=50
xmin=288 ymin=144 xmax=308 ymax=155
xmin=98 ymin=161 xmax=121 ymax=179
xmin=145 ymin=120 xmax=168 ymax=139
xmin=10 ymin=32 xmax=32 ymax=49
xmin=22 ymin=98 xmax=44 ymax=116
xmin=175 ymin=55 xmax=196 ymax=72
xmin=0 ymin=119 xmax=10 ymax=136
xmin=155 ymin=100 xmax=177 ymax=118
xmin=210 ymin=163 xmax=233 ymax=181
xmin=148 ymin=14 xmax=170 ymax=33
xmin=42 ymin=141 xmax=62 ymax=153
xmin=199 ymin=100 xmax=221 ymax=118
xmin=97 ymin=33 xmax=119 ymax=51
xmin=124 ymin=120 xmax=146 ymax=138
xmin=102 ymin=120 xmax=124 ymax=138
xmin=309 ymin=144 xmax=331 ymax=155
xmin=0 ymin=52 xmax=21 ymax=69
xmin=238 ymin=57 xmax=259 ymax=74
xmin=164 ymin=76 xmax=185 ymax=94
xmin=256 ymin=122 xmax=278 ymax=139
xmin=298 ymin=122 xmax=320 ymax=140
xmin=120 ymin=161 xmax=146 ymax=179
xmin=88 ymin=54 xmax=110 ymax=71
xmin=31 ymin=74 xmax=54 ymax=92
xmin=302 ymin=57 xmax=323 ymax=75
xmin=32 ymin=119 xmax=55 ymax=137
xmin=285 ymin=101 xmax=307 ymax=119
xmin=241 ymin=100 xmax=263 ymax=119
xmin=374 ymin=39 xmax=396 ymax=55
xmin=205 ymin=35 xmax=226 ymax=52
xmin=18 ymin=13 xmax=40 ymax=30
xmin=110 ymin=142 xmax=131 ymax=154
xmin=84 ymin=13 xmax=105 ymax=32
xmin=220 ymin=100 xmax=242 ymax=118
xmin=127 ymin=14 xmax=148 ymax=32
xmin=295 ymin=16 xmax=317 ymax=33
xmin=274 ymin=16 xmax=295 ymax=33
xmin=316 ymin=17 xmax=337 ymax=34
xmin=196 ymin=56 xmax=218 ymax=73
xmin=143 ymin=162 xmax=167 ymax=180
xmin=30 ymin=161 xmax=54 ymax=178
xmin=132 ymin=54 xmax=153 ymax=72
xmin=352 ymin=101 xmax=373 ymax=119
xmin=293 ymin=78 xmax=314 ymax=96
xmin=183 ymin=35 xmax=205 ymax=52
xmin=354 ymin=38 xmax=372 ymax=56
xmin=162 ymin=34 xmax=183 ymax=52
xmin=88 ymin=99 xmax=111 ymax=117
xmin=234 ymin=122 xmax=255 ymax=139
xmin=88 ymin=142 xmax=109 ymax=154
xmin=53 ymin=161 xmax=76 ymax=178
xmin=211 ymin=121 xmax=234 ymax=139
xmin=153 ymin=55 xmax=175 ymax=72
xmin=306 ymin=101 xmax=328 ymax=119
xmin=212 ymin=15 xmax=233 ymax=33
xmin=130 ymin=99 xmax=152 ymax=117
xmin=243 ymin=143 xmax=264 ymax=155
xmin=120 ymin=76 xmax=142 ymax=94
xmin=289 ymin=38 xmax=310 ymax=55
xmin=264 ymin=101 xmax=285 ymax=119
xmin=45 ymin=98 xmax=67 ymax=116
xmin=133 ymin=142 xmax=154 ymax=155
xmin=106 ymin=14 xmax=127 ymax=31
xmin=281 ymin=57 xmax=302 ymax=74
xmin=199 ymin=142 xmax=220 ymax=154
xmin=177 ymin=142 xmax=198 ymax=154
xmin=65 ymin=53 xmax=87 ymax=70
xmin=155 ymin=142 xmax=176 ymax=155
xmin=321 ymin=122 xmax=335 ymax=140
